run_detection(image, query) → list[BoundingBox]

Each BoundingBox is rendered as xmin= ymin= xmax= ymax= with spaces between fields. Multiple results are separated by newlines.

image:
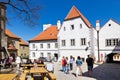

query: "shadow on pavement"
xmin=83 ymin=63 xmax=120 ymax=80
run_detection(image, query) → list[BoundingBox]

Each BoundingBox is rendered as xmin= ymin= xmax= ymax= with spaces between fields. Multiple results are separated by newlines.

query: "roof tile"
xmin=65 ymin=6 xmax=92 ymax=28
xmin=5 ymin=29 xmax=20 ymax=39
xmin=29 ymin=25 xmax=58 ymax=41
xmin=20 ymin=39 xmax=28 ymax=45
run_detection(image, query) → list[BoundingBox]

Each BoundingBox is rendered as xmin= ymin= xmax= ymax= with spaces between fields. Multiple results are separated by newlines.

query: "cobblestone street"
xmin=53 ymin=62 xmax=120 ymax=80
xmin=53 ymin=62 xmax=97 ymax=80
xmin=1 ymin=62 xmax=120 ymax=80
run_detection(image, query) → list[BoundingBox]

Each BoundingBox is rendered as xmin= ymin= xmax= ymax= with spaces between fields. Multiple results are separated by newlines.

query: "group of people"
xmin=61 ymin=55 xmax=94 ymax=77
xmin=61 ymin=56 xmax=74 ymax=74
xmin=0 ymin=55 xmax=13 ymax=69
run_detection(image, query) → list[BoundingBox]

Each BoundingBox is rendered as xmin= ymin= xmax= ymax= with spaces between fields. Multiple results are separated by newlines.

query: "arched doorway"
xmin=106 ymin=53 xmax=117 ymax=63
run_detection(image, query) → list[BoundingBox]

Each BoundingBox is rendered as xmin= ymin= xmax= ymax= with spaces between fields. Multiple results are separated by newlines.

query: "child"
xmin=65 ymin=57 xmax=69 ymax=74
xmin=66 ymin=63 xmax=69 ymax=74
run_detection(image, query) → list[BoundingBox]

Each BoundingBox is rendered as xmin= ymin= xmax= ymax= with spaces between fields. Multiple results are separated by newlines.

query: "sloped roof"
xmin=65 ymin=6 xmax=92 ymax=28
xmin=29 ymin=25 xmax=58 ymax=41
xmin=5 ymin=29 xmax=20 ymax=39
xmin=20 ymin=39 xmax=28 ymax=46
xmin=7 ymin=44 xmax=17 ymax=51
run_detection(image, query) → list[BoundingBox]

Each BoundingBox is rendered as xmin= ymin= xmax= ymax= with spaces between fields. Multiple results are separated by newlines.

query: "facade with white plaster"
xmin=28 ymin=6 xmax=120 ymax=62
xmin=29 ymin=24 xmax=58 ymax=61
xmin=98 ymin=19 xmax=120 ymax=62
xmin=58 ymin=18 xmax=93 ymax=61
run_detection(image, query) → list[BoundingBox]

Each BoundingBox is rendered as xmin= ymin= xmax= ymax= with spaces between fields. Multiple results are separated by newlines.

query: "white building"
xmin=28 ymin=6 xmax=120 ymax=63
xmin=57 ymin=6 xmax=94 ymax=61
xmin=28 ymin=24 xmax=58 ymax=61
xmin=97 ymin=19 xmax=120 ymax=62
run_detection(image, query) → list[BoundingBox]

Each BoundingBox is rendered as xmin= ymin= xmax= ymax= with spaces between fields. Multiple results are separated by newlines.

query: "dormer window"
xmin=71 ymin=25 xmax=74 ymax=30
xmin=108 ymin=24 xmax=111 ymax=26
xmin=64 ymin=27 xmax=66 ymax=31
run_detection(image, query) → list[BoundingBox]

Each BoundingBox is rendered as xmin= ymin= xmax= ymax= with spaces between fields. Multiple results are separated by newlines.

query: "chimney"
xmin=43 ymin=24 xmax=52 ymax=31
xmin=96 ymin=20 xmax=100 ymax=27
xmin=57 ymin=20 xmax=61 ymax=30
xmin=96 ymin=20 xmax=100 ymax=31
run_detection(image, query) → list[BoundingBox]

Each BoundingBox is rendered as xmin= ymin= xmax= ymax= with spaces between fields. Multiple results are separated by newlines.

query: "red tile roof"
xmin=5 ymin=29 xmax=20 ymax=39
xmin=29 ymin=25 xmax=58 ymax=41
xmin=20 ymin=39 xmax=28 ymax=46
xmin=65 ymin=6 xmax=92 ymax=28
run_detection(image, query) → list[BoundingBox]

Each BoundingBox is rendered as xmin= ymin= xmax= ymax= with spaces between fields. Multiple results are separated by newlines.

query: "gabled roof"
xmin=64 ymin=6 xmax=92 ymax=28
xmin=5 ymin=29 xmax=20 ymax=39
xmin=101 ymin=19 xmax=120 ymax=29
xmin=20 ymin=39 xmax=28 ymax=46
xmin=29 ymin=25 xmax=58 ymax=42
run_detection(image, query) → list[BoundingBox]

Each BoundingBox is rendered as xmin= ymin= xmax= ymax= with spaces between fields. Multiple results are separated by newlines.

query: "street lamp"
xmin=96 ymin=20 xmax=100 ymax=62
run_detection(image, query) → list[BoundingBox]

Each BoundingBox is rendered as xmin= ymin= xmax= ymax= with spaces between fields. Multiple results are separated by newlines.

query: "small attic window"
xmin=108 ymin=24 xmax=111 ymax=26
xmin=64 ymin=27 xmax=66 ymax=31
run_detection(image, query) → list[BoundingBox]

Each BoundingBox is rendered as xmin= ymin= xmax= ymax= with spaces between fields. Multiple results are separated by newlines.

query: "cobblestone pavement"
xmin=52 ymin=62 xmax=120 ymax=80
xmin=1 ymin=62 xmax=120 ymax=80
xmin=91 ymin=63 xmax=120 ymax=80
xmin=52 ymin=62 xmax=97 ymax=80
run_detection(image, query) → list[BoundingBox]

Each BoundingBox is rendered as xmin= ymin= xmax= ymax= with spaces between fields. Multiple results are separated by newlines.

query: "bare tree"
xmin=0 ymin=0 xmax=42 ymax=58
xmin=0 ymin=0 xmax=42 ymax=27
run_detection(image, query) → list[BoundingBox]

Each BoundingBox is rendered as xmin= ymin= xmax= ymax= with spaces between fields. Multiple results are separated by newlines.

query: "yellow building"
xmin=19 ymin=39 xmax=29 ymax=58
xmin=5 ymin=29 xmax=29 ymax=61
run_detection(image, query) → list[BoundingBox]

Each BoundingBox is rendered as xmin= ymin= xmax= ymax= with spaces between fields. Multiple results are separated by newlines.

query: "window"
xmin=33 ymin=52 xmax=35 ymax=57
xmin=106 ymin=39 xmax=119 ymax=46
xmin=71 ymin=25 xmax=74 ymax=30
xmin=22 ymin=46 xmax=25 ymax=49
xmin=40 ymin=44 xmax=43 ymax=48
xmin=24 ymin=53 xmax=26 ymax=57
xmin=55 ymin=43 xmax=58 ymax=48
xmin=61 ymin=40 xmax=66 ymax=46
xmin=108 ymin=24 xmax=111 ymax=26
xmin=81 ymin=38 xmax=86 ymax=45
xmin=40 ymin=53 xmax=44 ymax=57
xmin=21 ymin=54 xmax=23 ymax=57
xmin=47 ymin=43 xmax=50 ymax=48
xmin=32 ymin=44 xmax=35 ymax=49
xmin=64 ymin=27 xmax=66 ymax=31
xmin=47 ymin=53 xmax=51 ymax=60
xmin=70 ymin=39 xmax=75 ymax=46
xmin=80 ymin=24 xmax=82 ymax=28
xmin=117 ymin=56 xmax=119 ymax=59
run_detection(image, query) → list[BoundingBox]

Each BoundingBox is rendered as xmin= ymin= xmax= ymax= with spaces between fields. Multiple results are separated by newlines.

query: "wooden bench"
xmin=47 ymin=72 xmax=56 ymax=80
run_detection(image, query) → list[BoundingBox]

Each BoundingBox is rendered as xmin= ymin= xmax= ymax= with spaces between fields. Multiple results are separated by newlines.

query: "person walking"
xmin=86 ymin=55 xmax=94 ymax=76
xmin=65 ymin=57 xmax=69 ymax=74
xmin=76 ymin=56 xmax=83 ymax=77
xmin=69 ymin=56 xmax=74 ymax=71
xmin=61 ymin=56 xmax=66 ymax=72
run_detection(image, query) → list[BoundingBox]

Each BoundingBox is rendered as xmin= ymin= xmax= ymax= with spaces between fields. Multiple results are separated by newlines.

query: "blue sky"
xmin=5 ymin=0 xmax=120 ymax=42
